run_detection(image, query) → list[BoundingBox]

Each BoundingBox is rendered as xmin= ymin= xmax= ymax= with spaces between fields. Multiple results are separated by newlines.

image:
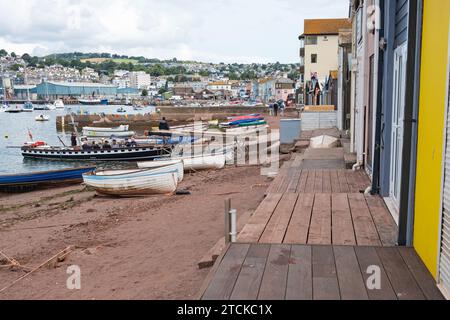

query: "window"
xmin=356 ymin=6 xmax=363 ymax=43
xmin=311 ymin=54 xmax=318 ymax=64
xmin=306 ymin=36 xmax=318 ymax=45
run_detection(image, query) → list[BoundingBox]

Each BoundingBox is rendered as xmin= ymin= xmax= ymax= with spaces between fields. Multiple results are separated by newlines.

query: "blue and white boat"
xmin=22 ymin=101 xmax=34 ymax=112
xmin=0 ymin=166 xmax=96 ymax=188
xmin=83 ymin=164 xmax=179 ymax=196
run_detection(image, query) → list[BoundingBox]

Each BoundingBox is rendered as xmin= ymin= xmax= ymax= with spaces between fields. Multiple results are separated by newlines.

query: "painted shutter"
xmin=440 ymin=77 xmax=450 ymax=294
xmin=394 ymin=0 xmax=409 ymax=47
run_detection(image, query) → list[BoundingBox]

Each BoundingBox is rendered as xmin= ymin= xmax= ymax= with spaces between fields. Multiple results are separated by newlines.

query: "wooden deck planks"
xmin=354 ymin=246 xmax=397 ymax=300
xmin=286 ymin=245 xmax=313 ymax=300
xmin=202 ymin=245 xmax=442 ymax=301
xmin=322 ymin=170 xmax=332 ymax=193
xmin=258 ymin=245 xmax=291 ymax=300
xmin=237 ymin=193 xmax=283 ymax=243
xmin=337 ymin=170 xmax=350 ymax=193
xmin=202 ymin=244 xmax=250 ymax=300
xmin=284 ymin=194 xmax=315 ymax=244
xmin=376 ymin=247 xmax=426 ymax=300
xmin=365 ymin=195 xmax=398 ymax=246
xmin=398 ymin=247 xmax=444 ymax=300
xmin=304 ymin=170 xmax=316 ymax=193
xmin=308 ymin=194 xmax=332 ymax=245
xmin=286 ymin=169 xmax=302 ymax=193
xmin=330 ymin=170 xmax=341 ymax=193
xmin=297 ymin=170 xmax=309 ymax=193
xmin=313 ymin=170 xmax=323 ymax=193
xmin=259 ymin=193 xmax=298 ymax=243
xmin=331 ymin=194 xmax=357 ymax=246
xmin=348 ymin=193 xmax=382 ymax=246
xmin=230 ymin=244 xmax=271 ymax=300
xmin=333 ymin=246 xmax=369 ymax=300
xmin=312 ymin=246 xmax=340 ymax=300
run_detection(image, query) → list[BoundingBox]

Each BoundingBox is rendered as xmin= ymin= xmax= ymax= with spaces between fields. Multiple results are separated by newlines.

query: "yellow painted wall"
xmin=414 ymin=0 xmax=450 ymax=279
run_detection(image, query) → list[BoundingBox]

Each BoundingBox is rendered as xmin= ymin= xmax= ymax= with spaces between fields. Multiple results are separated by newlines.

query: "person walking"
xmin=273 ymin=102 xmax=279 ymax=117
xmin=71 ymin=132 xmax=77 ymax=147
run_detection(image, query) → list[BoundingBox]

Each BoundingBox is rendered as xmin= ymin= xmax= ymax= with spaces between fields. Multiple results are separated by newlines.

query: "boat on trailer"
xmin=83 ymin=165 xmax=180 ymax=196
xmin=0 ymin=166 xmax=96 ymax=190
xmin=21 ymin=145 xmax=172 ymax=162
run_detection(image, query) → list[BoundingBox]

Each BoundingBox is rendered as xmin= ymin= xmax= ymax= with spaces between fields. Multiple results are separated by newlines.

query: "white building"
xmin=129 ymin=71 xmax=151 ymax=89
xmin=207 ymin=81 xmax=231 ymax=91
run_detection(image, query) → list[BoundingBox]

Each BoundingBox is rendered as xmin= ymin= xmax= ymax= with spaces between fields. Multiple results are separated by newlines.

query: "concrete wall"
xmin=301 ymin=111 xmax=337 ymax=131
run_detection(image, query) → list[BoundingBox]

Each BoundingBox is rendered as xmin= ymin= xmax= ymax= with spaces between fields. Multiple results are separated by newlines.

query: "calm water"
xmin=0 ymin=104 xmax=156 ymax=175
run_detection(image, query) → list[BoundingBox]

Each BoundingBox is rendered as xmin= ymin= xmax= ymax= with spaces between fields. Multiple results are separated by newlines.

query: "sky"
xmin=0 ymin=0 xmax=349 ymax=64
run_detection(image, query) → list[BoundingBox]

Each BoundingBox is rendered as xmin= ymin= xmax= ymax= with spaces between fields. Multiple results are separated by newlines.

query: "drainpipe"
xmin=398 ymin=0 xmax=421 ymax=246
xmin=371 ymin=0 xmax=385 ymax=195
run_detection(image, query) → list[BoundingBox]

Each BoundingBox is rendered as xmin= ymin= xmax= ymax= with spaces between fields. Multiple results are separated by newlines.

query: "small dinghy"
xmin=35 ymin=114 xmax=50 ymax=121
xmin=135 ymin=160 xmax=184 ymax=182
xmin=141 ymin=153 xmax=227 ymax=172
xmin=83 ymin=164 xmax=180 ymax=197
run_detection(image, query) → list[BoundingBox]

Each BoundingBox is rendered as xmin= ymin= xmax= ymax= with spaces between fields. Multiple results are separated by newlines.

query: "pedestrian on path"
xmin=273 ymin=103 xmax=279 ymax=117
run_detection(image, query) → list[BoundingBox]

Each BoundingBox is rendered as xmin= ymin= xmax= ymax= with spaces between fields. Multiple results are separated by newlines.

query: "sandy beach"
xmin=0 ymin=165 xmax=271 ymax=299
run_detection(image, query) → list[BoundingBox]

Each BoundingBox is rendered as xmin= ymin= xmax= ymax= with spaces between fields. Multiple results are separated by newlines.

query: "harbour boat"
xmin=79 ymin=98 xmax=101 ymax=105
xmin=0 ymin=103 xmax=7 ymax=112
xmin=148 ymin=153 xmax=227 ymax=172
xmin=82 ymin=125 xmax=134 ymax=138
xmin=54 ymin=99 xmax=65 ymax=109
xmin=44 ymin=103 xmax=56 ymax=111
xmin=21 ymin=144 xmax=172 ymax=162
xmin=35 ymin=114 xmax=50 ymax=122
xmin=82 ymin=166 xmax=179 ymax=196
xmin=135 ymin=159 xmax=184 ymax=182
xmin=4 ymin=105 xmax=23 ymax=113
xmin=100 ymin=99 xmax=109 ymax=105
xmin=22 ymin=101 xmax=34 ymax=112
xmin=0 ymin=166 xmax=96 ymax=189
xmin=117 ymin=107 xmax=127 ymax=113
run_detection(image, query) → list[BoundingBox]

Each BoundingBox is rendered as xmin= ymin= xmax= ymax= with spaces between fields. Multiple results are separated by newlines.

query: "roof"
xmin=302 ymin=18 xmax=351 ymax=36
xmin=208 ymin=81 xmax=229 ymax=86
xmin=43 ymin=81 xmax=116 ymax=88
xmin=276 ymin=78 xmax=295 ymax=84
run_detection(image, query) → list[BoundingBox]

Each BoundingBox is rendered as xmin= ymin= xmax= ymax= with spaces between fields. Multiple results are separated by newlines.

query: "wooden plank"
xmin=304 ymin=170 xmax=316 ymax=193
xmin=286 ymin=246 xmax=313 ymax=300
xmin=354 ymin=246 xmax=397 ymax=300
xmin=259 ymin=193 xmax=298 ymax=243
xmin=398 ymin=247 xmax=444 ymax=300
xmin=297 ymin=170 xmax=309 ymax=193
xmin=376 ymin=247 xmax=426 ymax=300
xmin=365 ymin=195 xmax=398 ymax=246
xmin=345 ymin=170 xmax=360 ymax=193
xmin=284 ymin=194 xmax=315 ymax=244
xmin=331 ymin=194 xmax=357 ymax=246
xmin=258 ymin=245 xmax=291 ymax=300
xmin=230 ymin=244 xmax=271 ymax=300
xmin=330 ymin=170 xmax=341 ymax=193
xmin=322 ymin=170 xmax=332 ymax=193
xmin=277 ymin=168 xmax=293 ymax=194
xmin=333 ymin=246 xmax=368 ymax=300
xmin=237 ymin=193 xmax=283 ymax=243
xmin=348 ymin=193 xmax=382 ymax=246
xmin=265 ymin=173 xmax=285 ymax=195
xmin=312 ymin=246 xmax=340 ymax=300
xmin=287 ymin=169 xmax=302 ymax=193
xmin=314 ymin=170 xmax=323 ymax=193
xmin=308 ymin=193 xmax=332 ymax=245
xmin=337 ymin=170 xmax=349 ymax=193
xmin=202 ymin=244 xmax=250 ymax=300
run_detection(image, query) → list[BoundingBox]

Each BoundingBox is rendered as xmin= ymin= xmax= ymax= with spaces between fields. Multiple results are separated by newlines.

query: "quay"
xmin=198 ymin=128 xmax=444 ymax=300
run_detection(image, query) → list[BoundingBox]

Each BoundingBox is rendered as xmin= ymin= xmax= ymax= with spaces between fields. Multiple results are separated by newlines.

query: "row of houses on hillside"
xmin=313 ymin=0 xmax=450 ymax=297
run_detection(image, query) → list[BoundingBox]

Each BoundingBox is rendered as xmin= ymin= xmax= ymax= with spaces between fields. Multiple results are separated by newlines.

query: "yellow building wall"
xmin=414 ymin=0 xmax=450 ymax=279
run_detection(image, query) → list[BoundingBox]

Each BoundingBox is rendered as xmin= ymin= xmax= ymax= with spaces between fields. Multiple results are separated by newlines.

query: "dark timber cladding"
xmin=200 ymin=244 xmax=444 ymax=300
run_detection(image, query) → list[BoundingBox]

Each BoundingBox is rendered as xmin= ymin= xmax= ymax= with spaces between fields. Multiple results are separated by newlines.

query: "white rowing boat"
xmin=146 ymin=153 xmax=227 ymax=172
xmin=135 ymin=160 xmax=184 ymax=182
xmin=82 ymin=164 xmax=179 ymax=196
xmin=82 ymin=125 xmax=134 ymax=138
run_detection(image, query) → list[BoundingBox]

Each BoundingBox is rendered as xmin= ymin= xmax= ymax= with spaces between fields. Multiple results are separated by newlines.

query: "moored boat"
xmin=82 ymin=125 xmax=134 ymax=138
xmin=21 ymin=144 xmax=172 ymax=162
xmin=22 ymin=101 xmax=34 ymax=112
xmin=83 ymin=166 xmax=179 ymax=196
xmin=35 ymin=114 xmax=50 ymax=121
xmin=54 ymin=99 xmax=65 ymax=109
xmin=0 ymin=166 xmax=96 ymax=189
xmin=79 ymin=98 xmax=101 ymax=105
xmin=4 ymin=105 xmax=23 ymax=113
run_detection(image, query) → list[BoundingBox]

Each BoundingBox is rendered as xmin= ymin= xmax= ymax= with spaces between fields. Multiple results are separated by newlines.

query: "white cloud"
xmin=0 ymin=0 xmax=349 ymax=63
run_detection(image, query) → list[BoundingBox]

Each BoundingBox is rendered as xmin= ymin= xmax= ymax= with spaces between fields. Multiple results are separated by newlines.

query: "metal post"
xmin=229 ymin=209 xmax=237 ymax=243
xmin=224 ymin=199 xmax=231 ymax=244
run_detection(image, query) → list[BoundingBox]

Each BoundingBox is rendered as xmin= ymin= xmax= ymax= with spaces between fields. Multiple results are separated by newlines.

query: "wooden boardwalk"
xmin=200 ymin=244 xmax=444 ymax=300
xmin=239 ymin=167 xmax=398 ymax=246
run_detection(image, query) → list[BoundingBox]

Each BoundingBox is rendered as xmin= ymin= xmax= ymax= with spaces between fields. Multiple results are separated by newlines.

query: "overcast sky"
xmin=0 ymin=0 xmax=349 ymax=63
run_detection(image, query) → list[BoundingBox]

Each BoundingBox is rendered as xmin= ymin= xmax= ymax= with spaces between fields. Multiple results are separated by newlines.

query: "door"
xmin=389 ymin=44 xmax=408 ymax=212
xmin=366 ymin=55 xmax=375 ymax=171
xmin=439 ymin=28 xmax=450 ymax=298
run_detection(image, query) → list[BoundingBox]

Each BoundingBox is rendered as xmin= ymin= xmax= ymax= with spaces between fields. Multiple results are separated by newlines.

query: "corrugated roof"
xmin=303 ymin=18 xmax=351 ymax=36
xmin=46 ymin=81 xmax=116 ymax=88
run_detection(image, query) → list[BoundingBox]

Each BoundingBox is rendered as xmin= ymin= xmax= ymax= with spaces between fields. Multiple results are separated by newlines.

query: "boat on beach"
xmin=0 ymin=166 xmax=96 ymax=189
xmin=135 ymin=160 xmax=184 ymax=182
xmin=21 ymin=144 xmax=172 ymax=162
xmin=82 ymin=165 xmax=179 ymax=196
xmin=141 ymin=152 xmax=227 ymax=172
